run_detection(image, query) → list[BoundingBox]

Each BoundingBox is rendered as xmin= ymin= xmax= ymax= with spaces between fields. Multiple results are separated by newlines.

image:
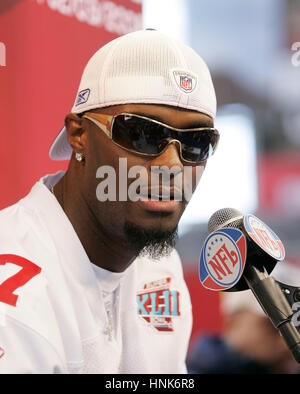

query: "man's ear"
xmin=64 ymin=113 xmax=86 ymax=154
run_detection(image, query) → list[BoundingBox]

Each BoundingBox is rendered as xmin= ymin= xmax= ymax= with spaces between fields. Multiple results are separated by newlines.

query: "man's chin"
xmin=123 ymin=220 xmax=178 ymax=261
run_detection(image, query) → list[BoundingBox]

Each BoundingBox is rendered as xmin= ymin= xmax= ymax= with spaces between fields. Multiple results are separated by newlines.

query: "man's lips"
xmin=139 ymin=186 xmax=183 ymax=201
xmin=139 ymin=198 xmax=180 ymax=212
xmin=138 ymin=187 xmax=182 ymax=212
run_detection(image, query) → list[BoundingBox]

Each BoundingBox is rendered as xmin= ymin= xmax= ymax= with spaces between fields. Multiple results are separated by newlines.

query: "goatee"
xmin=123 ymin=221 xmax=178 ymax=260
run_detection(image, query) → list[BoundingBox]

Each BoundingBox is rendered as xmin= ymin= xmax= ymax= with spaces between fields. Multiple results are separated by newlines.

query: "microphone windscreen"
xmin=208 ymin=207 xmax=243 ymax=234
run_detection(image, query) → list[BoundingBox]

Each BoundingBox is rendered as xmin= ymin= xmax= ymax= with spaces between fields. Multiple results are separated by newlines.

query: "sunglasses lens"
xmin=178 ymin=130 xmax=220 ymax=162
xmin=112 ymin=115 xmax=219 ymax=163
xmin=112 ymin=115 xmax=166 ymax=154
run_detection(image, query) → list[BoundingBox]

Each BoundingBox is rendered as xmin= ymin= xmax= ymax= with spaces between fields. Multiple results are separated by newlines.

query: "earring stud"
xmin=75 ymin=153 xmax=84 ymax=162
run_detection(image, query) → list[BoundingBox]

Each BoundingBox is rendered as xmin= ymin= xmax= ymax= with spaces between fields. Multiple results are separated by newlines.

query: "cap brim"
xmin=49 ymin=126 xmax=73 ymax=160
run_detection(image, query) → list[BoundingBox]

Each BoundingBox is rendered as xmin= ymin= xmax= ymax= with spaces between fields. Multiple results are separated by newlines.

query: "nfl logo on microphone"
xmin=243 ymin=214 xmax=285 ymax=261
xmin=199 ymin=228 xmax=247 ymax=291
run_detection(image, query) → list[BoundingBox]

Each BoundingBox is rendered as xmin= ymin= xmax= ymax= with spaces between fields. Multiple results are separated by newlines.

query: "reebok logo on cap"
xmin=75 ymin=88 xmax=91 ymax=106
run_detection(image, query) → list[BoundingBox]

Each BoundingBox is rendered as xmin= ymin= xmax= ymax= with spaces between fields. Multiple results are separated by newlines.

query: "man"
xmin=0 ymin=29 xmax=218 ymax=373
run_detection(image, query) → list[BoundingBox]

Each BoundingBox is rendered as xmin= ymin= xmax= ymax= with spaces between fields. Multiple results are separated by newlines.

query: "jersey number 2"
xmin=0 ymin=254 xmax=41 ymax=307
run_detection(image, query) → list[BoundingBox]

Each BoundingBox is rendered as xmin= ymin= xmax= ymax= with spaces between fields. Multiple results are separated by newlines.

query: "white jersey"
xmin=0 ymin=173 xmax=192 ymax=374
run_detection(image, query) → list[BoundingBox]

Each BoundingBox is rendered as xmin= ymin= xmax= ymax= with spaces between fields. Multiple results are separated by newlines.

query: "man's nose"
xmin=149 ymin=140 xmax=184 ymax=174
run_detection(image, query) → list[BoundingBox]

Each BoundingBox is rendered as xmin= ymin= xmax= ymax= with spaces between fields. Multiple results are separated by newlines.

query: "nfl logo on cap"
xmin=173 ymin=70 xmax=197 ymax=93
xmin=180 ymin=76 xmax=193 ymax=91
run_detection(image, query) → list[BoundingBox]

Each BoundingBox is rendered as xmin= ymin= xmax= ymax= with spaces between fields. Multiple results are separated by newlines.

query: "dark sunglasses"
xmin=82 ymin=112 xmax=220 ymax=164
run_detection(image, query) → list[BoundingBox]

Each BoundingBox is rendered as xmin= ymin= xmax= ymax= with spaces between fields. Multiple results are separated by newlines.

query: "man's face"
xmin=73 ymin=103 xmax=213 ymax=257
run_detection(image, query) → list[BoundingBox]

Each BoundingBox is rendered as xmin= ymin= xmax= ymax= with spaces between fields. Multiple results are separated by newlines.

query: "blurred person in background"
xmin=187 ymin=262 xmax=300 ymax=374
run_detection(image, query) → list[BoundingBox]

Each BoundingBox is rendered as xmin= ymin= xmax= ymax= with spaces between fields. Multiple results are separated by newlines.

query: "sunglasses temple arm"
xmin=82 ymin=115 xmax=111 ymax=137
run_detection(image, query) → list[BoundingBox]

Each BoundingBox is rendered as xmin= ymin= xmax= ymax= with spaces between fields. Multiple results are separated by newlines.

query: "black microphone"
xmin=199 ymin=207 xmax=300 ymax=363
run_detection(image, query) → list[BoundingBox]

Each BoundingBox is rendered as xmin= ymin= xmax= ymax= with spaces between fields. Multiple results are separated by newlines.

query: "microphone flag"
xmin=199 ymin=228 xmax=247 ymax=291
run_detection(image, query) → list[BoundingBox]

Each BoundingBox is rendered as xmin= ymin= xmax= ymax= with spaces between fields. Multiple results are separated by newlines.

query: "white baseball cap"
xmin=49 ymin=29 xmax=217 ymax=160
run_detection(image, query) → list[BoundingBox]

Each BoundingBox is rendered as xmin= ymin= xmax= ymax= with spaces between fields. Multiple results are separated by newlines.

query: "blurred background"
xmin=0 ymin=0 xmax=300 ymax=372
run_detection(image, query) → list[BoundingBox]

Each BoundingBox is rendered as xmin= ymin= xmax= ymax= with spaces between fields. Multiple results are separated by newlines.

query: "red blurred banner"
xmin=0 ymin=0 xmax=142 ymax=209
xmin=258 ymin=152 xmax=300 ymax=217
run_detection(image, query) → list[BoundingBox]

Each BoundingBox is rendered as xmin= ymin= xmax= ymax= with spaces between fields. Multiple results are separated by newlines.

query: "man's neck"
xmin=52 ymin=170 xmax=137 ymax=273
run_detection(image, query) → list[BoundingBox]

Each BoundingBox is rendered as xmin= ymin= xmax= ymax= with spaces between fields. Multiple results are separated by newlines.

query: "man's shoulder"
xmin=0 ymin=197 xmax=57 ymax=273
xmin=0 ymin=197 xmax=62 ymax=337
xmin=0 ymin=200 xmax=25 ymax=234
xmin=0 ymin=193 xmax=40 ymax=237
xmin=0 ymin=184 xmax=59 ymax=249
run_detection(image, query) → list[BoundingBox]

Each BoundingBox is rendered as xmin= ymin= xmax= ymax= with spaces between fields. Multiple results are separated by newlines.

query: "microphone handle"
xmin=243 ymin=264 xmax=300 ymax=363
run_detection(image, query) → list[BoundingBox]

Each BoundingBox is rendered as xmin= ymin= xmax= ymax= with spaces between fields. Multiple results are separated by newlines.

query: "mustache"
xmin=131 ymin=171 xmax=184 ymax=200
xmin=139 ymin=186 xmax=183 ymax=200
xmin=125 ymin=170 xmax=192 ymax=201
